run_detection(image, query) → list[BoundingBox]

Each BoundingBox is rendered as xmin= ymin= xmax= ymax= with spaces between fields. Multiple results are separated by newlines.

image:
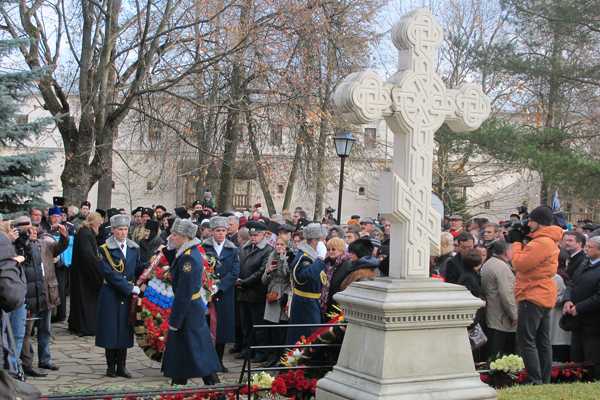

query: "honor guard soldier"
xmin=161 ymin=218 xmax=221 ymax=385
xmin=96 ymin=214 xmax=143 ymax=378
xmin=202 ymin=216 xmax=240 ymax=372
xmin=286 ymin=223 xmax=327 ymax=344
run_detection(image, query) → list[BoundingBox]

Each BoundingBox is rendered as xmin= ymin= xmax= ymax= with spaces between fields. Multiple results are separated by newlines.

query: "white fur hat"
xmin=172 ymin=218 xmax=198 ymax=238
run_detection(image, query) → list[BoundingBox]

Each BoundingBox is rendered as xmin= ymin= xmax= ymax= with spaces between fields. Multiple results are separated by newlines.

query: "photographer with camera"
xmin=508 ymin=206 xmax=562 ymax=385
xmin=13 ymin=212 xmax=68 ymax=378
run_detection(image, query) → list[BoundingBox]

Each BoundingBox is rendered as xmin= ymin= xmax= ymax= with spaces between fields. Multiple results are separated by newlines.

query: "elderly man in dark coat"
xmin=96 ymin=214 xmax=143 ymax=378
xmin=202 ymin=216 xmax=240 ymax=372
xmin=236 ymin=221 xmax=273 ymax=362
xmin=287 ymin=223 xmax=327 ymax=345
xmin=563 ymin=236 xmax=600 ymax=379
xmin=161 ymin=218 xmax=221 ymax=385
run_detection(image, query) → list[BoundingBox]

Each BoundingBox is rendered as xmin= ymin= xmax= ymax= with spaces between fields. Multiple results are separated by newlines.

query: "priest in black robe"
xmin=68 ymin=213 xmax=104 ymax=336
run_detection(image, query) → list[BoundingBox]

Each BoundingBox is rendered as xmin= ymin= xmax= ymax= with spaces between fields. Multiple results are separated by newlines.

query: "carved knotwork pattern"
xmin=332 ymin=8 xmax=491 ymax=278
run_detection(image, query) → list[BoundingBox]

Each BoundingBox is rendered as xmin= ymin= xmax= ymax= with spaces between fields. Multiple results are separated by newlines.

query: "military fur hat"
xmin=110 ymin=214 xmax=131 ymax=228
xmin=174 ymin=207 xmax=190 ymax=219
xmin=172 ymin=218 xmax=198 ymax=238
xmin=303 ymin=223 xmax=323 ymax=240
xmin=210 ymin=216 xmax=229 ymax=230
xmin=246 ymin=221 xmax=268 ymax=234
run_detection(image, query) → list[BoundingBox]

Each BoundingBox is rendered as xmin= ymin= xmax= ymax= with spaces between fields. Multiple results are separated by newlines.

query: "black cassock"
xmin=68 ymin=226 xmax=103 ymax=336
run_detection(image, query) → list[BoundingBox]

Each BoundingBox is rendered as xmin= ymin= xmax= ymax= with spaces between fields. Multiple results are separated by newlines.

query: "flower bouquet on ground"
xmin=240 ymin=370 xmax=317 ymax=399
xmin=134 ymin=245 xmax=219 ymax=362
xmin=550 ymin=362 xmax=591 ymax=383
xmin=479 ymin=354 xmax=525 ymax=388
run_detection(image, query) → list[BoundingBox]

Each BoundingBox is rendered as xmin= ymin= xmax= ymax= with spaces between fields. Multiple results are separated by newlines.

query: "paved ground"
xmin=28 ymin=321 xmax=244 ymax=396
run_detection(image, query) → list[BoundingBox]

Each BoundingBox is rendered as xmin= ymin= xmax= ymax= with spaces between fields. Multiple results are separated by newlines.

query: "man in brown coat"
xmin=480 ymin=240 xmax=518 ymax=357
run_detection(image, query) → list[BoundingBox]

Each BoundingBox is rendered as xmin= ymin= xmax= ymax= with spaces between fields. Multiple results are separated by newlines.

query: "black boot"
xmin=115 ymin=349 xmax=132 ymax=379
xmin=105 ymin=349 xmax=116 ymax=378
xmin=215 ymin=343 xmax=228 ymax=373
xmin=202 ymin=373 xmax=220 ymax=386
xmin=171 ymin=377 xmax=188 ymax=385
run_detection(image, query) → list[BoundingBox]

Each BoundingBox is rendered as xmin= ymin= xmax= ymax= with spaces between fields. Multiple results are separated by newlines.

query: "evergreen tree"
xmin=0 ymin=38 xmax=52 ymax=215
xmin=460 ymin=119 xmax=600 ymax=202
xmin=470 ymin=0 xmax=600 ymax=204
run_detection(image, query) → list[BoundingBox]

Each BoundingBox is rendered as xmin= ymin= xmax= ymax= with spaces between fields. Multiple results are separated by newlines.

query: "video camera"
xmin=505 ymin=206 xmax=530 ymax=242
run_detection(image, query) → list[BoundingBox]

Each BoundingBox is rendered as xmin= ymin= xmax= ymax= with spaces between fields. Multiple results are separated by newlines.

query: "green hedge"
xmin=498 ymin=382 xmax=600 ymax=399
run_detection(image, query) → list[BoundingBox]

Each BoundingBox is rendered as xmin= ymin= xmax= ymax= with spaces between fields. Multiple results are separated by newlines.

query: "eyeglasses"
xmin=327 ymin=248 xmax=337 ymax=251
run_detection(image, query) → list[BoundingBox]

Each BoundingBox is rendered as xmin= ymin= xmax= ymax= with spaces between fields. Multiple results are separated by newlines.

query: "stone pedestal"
xmin=316 ymin=278 xmax=496 ymax=400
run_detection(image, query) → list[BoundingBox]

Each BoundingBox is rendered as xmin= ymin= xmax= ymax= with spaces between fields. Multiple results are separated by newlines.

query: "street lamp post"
xmin=333 ymin=131 xmax=356 ymax=224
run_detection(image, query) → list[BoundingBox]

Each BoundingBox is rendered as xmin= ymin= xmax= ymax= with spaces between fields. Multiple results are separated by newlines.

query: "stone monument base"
xmin=316 ymin=278 xmax=496 ymax=400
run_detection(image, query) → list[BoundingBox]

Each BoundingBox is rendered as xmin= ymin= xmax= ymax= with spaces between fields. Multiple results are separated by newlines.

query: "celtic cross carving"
xmin=333 ymin=8 xmax=491 ymax=279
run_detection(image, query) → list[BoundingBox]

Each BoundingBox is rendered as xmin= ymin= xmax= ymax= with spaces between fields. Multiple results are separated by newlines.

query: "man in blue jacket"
xmin=202 ymin=216 xmax=240 ymax=372
xmin=96 ymin=214 xmax=143 ymax=378
xmin=287 ymin=223 xmax=327 ymax=345
xmin=161 ymin=218 xmax=221 ymax=385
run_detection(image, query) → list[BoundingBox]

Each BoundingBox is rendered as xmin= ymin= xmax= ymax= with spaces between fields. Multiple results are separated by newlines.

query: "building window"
xmin=277 ymin=184 xmax=285 ymax=194
xmin=146 ymin=181 xmax=154 ymax=191
xmin=364 ymin=127 xmax=377 ymax=148
xmin=148 ymin=120 xmax=161 ymax=142
xmin=15 ymin=114 xmax=28 ymax=124
xmin=271 ymin=124 xmax=283 ymax=146
xmin=358 ymin=186 xmax=367 ymax=197
xmin=484 ymin=200 xmax=491 ymax=209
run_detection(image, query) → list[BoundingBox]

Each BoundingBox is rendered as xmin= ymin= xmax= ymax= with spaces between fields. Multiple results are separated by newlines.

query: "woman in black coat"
xmin=68 ymin=213 xmax=104 ymax=336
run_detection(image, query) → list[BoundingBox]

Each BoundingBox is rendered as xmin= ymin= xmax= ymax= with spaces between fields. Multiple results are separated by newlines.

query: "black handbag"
xmin=468 ymin=323 xmax=488 ymax=350
xmin=559 ymin=314 xmax=580 ymax=332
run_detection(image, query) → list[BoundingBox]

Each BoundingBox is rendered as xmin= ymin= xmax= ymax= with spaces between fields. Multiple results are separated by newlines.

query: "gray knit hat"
xmin=110 ymin=214 xmax=131 ymax=228
xmin=210 ymin=216 xmax=228 ymax=230
xmin=303 ymin=223 xmax=323 ymax=240
xmin=172 ymin=218 xmax=198 ymax=238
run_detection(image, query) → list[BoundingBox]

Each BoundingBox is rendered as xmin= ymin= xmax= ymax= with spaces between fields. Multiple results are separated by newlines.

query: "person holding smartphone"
xmin=261 ymin=237 xmax=292 ymax=367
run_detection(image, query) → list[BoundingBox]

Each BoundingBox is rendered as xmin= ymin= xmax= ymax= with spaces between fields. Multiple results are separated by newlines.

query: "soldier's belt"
xmin=293 ymin=288 xmax=321 ymax=299
xmin=191 ymin=291 xmax=202 ymax=301
xmin=103 ymin=279 xmax=134 ymax=285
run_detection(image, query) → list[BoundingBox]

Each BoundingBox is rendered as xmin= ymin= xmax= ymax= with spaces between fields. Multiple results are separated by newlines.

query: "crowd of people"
xmin=0 ymin=195 xmax=389 ymax=386
xmin=1 ymin=193 xmax=600 ymax=388
xmin=432 ymin=209 xmax=600 ymax=385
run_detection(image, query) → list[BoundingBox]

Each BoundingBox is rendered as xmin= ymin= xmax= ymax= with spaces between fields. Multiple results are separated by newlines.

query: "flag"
xmin=551 ymin=190 xmax=561 ymax=212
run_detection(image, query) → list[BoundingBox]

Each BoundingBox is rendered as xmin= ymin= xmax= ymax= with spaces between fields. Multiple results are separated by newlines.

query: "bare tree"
xmin=0 ymin=0 xmax=244 ymax=206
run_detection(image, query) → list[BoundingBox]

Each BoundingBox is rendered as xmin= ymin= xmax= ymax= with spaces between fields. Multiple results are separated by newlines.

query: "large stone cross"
xmin=334 ymin=8 xmax=490 ymax=279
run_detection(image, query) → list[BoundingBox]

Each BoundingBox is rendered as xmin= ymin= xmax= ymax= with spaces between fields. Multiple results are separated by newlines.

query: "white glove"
xmin=131 ymin=286 xmax=141 ymax=295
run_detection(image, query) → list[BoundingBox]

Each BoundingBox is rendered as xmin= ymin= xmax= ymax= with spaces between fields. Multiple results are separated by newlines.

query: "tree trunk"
xmin=96 ymin=126 xmax=117 ymax=210
xmin=246 ymin=109 xmax=276 ymax=216
xmin=540 ymin=175 xmax=549 ymax=207
xmin=283 ymin=141 xmax=302 ymax=212
xmin=97 ymin=175 xmax=113 ymax=210
xmin=217 ymin=111 xmax=240 ymax=212
xmin=312 ymin=117 xmax=329 ymax=221
xmin=61 ymin=158 xmax=94 ymax=206
xmin=216 ymin=0 xmax=250 ymax=212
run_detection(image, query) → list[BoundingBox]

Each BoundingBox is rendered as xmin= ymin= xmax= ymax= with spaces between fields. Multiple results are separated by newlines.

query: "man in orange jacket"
xmin=509 ymin=206 xmax=562 ymax=385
